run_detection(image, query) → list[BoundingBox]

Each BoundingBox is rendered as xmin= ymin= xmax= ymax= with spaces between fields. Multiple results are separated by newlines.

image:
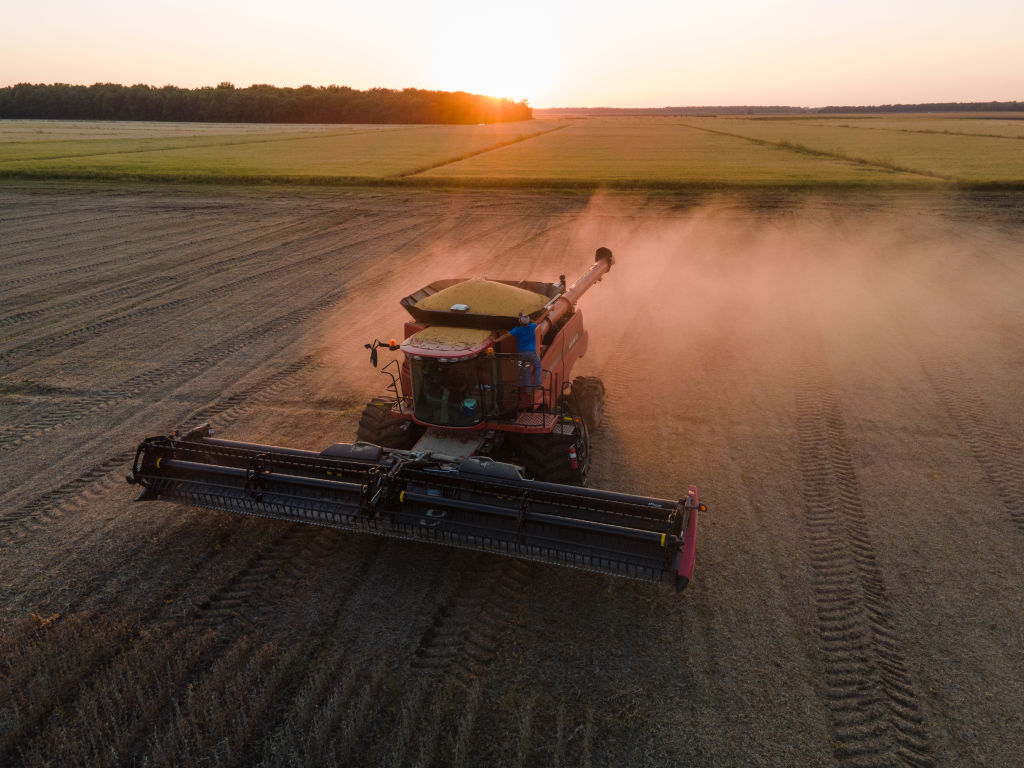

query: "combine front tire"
xmin=514 ymin=417 xmax=590 ymax=485
xmin=356 ymin=398 xmax=421 ymax=449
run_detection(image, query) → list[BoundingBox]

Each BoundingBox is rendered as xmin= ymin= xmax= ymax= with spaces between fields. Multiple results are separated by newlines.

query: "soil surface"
xmin=1 ymin=181 xmax=1022 ymax=767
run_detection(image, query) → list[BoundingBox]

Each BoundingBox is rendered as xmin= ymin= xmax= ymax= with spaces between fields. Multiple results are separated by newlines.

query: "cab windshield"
xmin=410 ymin=357 xmax=499 ymax=427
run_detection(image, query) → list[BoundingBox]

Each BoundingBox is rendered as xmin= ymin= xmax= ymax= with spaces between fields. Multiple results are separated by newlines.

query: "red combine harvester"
xmin=128 ymin=248 xmax=704 ymax=588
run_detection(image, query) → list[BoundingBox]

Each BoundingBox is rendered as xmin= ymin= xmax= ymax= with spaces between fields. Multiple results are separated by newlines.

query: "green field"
xmin=1 ymin=115 xmax=1021 ymax=187
xmin=693 ymin=116 xmax=1024 ymax=181
xmin=418 ymin=118 xmax=934 ymax=185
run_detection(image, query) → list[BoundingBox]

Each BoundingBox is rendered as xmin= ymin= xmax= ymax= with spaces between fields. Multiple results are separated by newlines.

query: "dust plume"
xmin=567 ymin=192 xmax=1023 ymax=397
xmin=303 ymin=190 xmax=1023 ymax=441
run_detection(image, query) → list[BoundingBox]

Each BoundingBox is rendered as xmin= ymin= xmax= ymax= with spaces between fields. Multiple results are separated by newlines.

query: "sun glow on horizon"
xmin=1 ymin=0 xmax=1021 ymax=109
xmin=420 ymin=6 xmax=566 ymax=105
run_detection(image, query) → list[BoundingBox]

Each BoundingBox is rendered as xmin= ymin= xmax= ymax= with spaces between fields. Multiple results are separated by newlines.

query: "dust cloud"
xmin=304 ymin=190 xmax=1023 ymax=426
xmin=567 ymin=192 xmax=1023 ymax=403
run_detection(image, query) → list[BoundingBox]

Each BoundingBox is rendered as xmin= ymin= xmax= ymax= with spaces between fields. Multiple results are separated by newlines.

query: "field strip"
xmin=796 ymin=363 xmax=934 ymax=768
xmin=398 ymin=123 xmax=568 ymax=177
xmin=679 ymin=122 xmax=950 ymax=182
xmin=0 ymin=356 xmax=317 ymax=542
xmin=1 ymin=275 xmax=178 ymax=331
xmin=0 ymin=201 xmax=119 ymax=227
xmin=0 ymin=213 xmax=343 ymax=327
xmin=0 ymin=215 xmax=418 ymax=372
xmin=920 ymin=360 xmax=1024 ymax=535
xmin=804 ymin=122 xmax=1024 ymax=141
xmin=0 ymin=203 xmax=304 ymax=277
xmin=0 ymin=127 xmax=401 ymax=164
xmin=2 ymin=208 xmax=145 ymax=259
xmin=1 ymin=209 xmax=273 ymax=275
xmin=0 ymin=295 xmax=321 ymax=454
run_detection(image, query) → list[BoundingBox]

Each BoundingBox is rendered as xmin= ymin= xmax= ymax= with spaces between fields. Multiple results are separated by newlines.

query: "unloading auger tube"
xmin=536 ymin=246 xmax=614 ymax=339
xmin=127 ymin=425 xmax=704 ymax=589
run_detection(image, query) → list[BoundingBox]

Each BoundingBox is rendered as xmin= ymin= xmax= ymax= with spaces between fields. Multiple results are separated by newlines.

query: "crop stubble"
xmin=0 ymin=182 xmax=1022 ymax=766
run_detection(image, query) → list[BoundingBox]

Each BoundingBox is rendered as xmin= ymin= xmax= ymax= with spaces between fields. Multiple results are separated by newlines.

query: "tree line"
xmin=537 ymin=101 xmax=1023 ymax=117
xmin=0 ymin=82 xmax=533 ymax=124
xmin=817 ymin=101 xmax=1022 ymax=114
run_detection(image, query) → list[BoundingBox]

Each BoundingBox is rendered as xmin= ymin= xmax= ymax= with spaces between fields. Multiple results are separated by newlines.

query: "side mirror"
xmin=369 ymin=345 xmax=378 ymax=368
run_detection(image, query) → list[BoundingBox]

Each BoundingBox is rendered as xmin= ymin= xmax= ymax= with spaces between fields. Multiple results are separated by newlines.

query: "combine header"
xmin=128 ymin=248 xmax=704 ymax=588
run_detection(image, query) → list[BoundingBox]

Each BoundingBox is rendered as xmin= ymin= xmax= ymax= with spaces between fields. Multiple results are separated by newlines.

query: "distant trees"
xmin=534 ymin=102 xmax=1024 ymax=118
xmin=0 ymin=83 xmax=533 ymax=124
xmin=817 ymin=101 xmax=1023 ymax=114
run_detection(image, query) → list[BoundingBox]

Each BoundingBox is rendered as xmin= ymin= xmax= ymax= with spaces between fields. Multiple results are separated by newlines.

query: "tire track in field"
xmin=257 ymin=543 xmax=457 ymax=765
xmin=0 ymin=209 xmax=143 ymax=257
xmin=0 ymin=210 xmax=335 ymax=333
xmin=215 ymin=537 xmax=450 ymax=768
xmin=190 ymin=525 xmax=361 ymax=629
xmin=920 ymin=359 xmax=1024 ymax=535
xmin=0 ymin=275 xmax=181 ymax=329
xmin=5 ymin=521 xmax=372 ymax=767
xmin=0 ymin=208 xmax=272 ymax=285
xmin=131 ymin=531 xmax=384 ymax=768
xmin=411 ymin=555 xmax=532 ymax=681
xmin=1 ymin=207 xmax=218 ymax=272
xmin=0 ymin=205 xmax=334 ymax=305
xmin=397 ymin=123 xmax=569 ymax=178
xmin=0 ymin=277 xmax=346 ymax=455
xmin=0 ymin=356 xmax=317 ymax=542
xmin=0 ymin=201 xmax=120 ymax=227
xmin=272 ymin=545 xmax=486 ymax=768
xmin=0 ymin=215 xmax=422 ymax=371
xmin=0 ymin=210 xmax=304 ymax=300
xmin=796 ymin=364 xmax=934 ymax=768
xmin=679 ymin=121 xmax=950 ymax=182
xmin=0 ymin=209 xmax=368 ymax=331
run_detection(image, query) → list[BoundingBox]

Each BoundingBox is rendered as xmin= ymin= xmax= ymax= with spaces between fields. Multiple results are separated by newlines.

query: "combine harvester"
xmin=128 ymin=248 xmax=704 ymax=588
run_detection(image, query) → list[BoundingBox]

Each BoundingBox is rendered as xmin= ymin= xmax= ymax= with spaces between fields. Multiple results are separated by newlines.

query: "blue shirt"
xmin=509 ymin=323 xmax=537 ymax=352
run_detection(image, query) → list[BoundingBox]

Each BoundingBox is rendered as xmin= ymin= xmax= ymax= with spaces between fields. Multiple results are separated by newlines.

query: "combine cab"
xmin=128 ymin=248 xmax=704 ymax=588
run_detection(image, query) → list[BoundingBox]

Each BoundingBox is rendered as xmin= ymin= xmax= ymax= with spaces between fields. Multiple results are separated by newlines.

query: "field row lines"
xmin=0 ymin=126 xmax=408 ymax=163
xmin=398 ymin=123 xmax=569 ymax=178
xmin=796 ymin=363 xmax=935 ymax=768
xmin=799 ymin=120 xmax=1024 ymax=142
xmin=679 ymin=121 xmax=950 ymax=182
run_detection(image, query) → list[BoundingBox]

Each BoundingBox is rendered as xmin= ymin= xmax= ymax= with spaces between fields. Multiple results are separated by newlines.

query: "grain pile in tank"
xmin=406 ymin=325 xmax=491 ymax=351
xmin=415 ymin=279 xmax=548 ymax=316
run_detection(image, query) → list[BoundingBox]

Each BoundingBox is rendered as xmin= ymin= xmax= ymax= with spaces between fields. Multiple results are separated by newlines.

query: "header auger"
xmin=127 ymin=247 xmax=704 ymax=589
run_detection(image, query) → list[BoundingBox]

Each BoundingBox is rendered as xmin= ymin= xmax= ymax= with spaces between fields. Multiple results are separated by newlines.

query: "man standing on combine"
xmin=510 ymin=312 xmax=543 ymax=391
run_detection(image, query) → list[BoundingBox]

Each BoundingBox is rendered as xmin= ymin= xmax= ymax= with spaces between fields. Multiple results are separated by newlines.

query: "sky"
xmin=3 ymin=0 xmax=1022 ymax=108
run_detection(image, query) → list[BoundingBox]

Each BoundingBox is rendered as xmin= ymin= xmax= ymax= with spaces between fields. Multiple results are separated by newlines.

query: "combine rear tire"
xmin=356 ymin=398 xmax=421 ymax=449
xmin=514 ymin=417 xmax=590 ymax=485
xmin=570 ymin=376 xmax=605 ymax=432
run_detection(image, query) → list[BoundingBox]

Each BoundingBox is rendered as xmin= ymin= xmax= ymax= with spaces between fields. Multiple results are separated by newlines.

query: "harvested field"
xmin=1 ymin=181 xmax=1022 ymax=766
